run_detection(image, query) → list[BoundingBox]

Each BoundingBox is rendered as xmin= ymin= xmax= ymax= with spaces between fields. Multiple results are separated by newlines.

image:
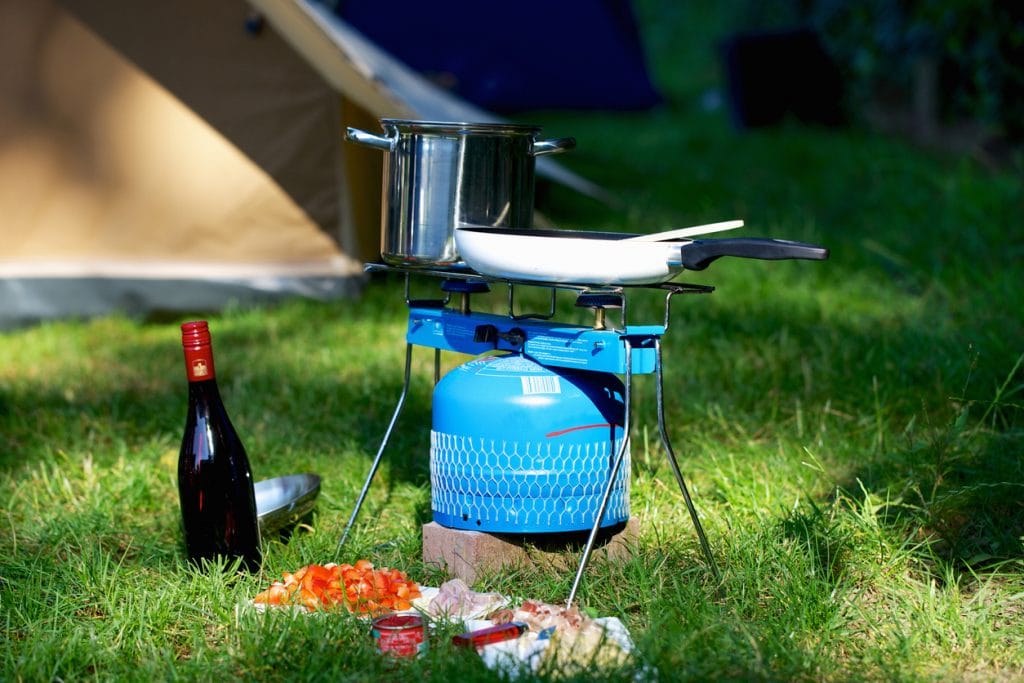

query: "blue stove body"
xmin=430 ymin=354 xmax=630 ymax=533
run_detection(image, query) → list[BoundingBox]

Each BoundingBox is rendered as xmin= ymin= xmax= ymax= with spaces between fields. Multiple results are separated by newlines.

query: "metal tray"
xmin=255 ymin=473 xmax=321 ymax=535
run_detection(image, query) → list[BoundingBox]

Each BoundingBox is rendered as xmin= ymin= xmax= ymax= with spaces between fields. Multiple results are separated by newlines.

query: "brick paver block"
xmin=422 ymin=518 xmax=640 ymax=584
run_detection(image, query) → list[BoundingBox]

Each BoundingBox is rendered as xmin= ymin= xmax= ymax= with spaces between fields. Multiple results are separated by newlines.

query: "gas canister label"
xmin=521 ymin=375 xmax=561 ymax=395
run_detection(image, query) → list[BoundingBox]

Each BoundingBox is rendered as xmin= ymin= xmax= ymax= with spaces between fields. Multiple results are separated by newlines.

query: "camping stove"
xmin=338 ymin=268 xmax=721 ymax=606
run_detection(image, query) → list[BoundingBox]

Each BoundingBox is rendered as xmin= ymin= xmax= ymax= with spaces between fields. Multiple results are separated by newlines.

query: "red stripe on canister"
xmin=545 ymin=423 xmax=614 ymax=438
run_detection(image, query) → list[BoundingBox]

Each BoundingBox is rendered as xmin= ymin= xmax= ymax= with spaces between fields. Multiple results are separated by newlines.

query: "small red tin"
xmin=371 ymin=613 xmax=426 ymax=658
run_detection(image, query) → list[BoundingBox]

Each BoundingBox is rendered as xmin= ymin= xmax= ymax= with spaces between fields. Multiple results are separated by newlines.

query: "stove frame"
xmin=338 ymin=265 xmax=721 ymax=606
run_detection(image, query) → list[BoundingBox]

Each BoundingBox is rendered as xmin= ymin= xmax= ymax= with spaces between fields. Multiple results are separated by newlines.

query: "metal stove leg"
xmin=566 ymin=341 xmax=633 ymax=609
xmin=337 ymin=343 xmax=414 ymax=552
xmin=655 ymin=340 xmax=721 ymax=582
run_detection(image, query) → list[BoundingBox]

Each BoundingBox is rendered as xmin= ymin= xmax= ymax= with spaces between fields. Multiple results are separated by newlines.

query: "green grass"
xmin=3 ymin=4 xmax=1024 ymax=681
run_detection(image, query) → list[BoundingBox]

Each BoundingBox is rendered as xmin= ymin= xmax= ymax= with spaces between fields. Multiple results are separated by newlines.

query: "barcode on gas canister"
xmin=521 ymin=375 xmax=561 ymax=395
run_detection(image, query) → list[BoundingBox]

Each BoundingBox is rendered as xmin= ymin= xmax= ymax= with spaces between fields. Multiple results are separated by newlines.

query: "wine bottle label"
xmin=181 ymin=321 xmax=217 ymax=382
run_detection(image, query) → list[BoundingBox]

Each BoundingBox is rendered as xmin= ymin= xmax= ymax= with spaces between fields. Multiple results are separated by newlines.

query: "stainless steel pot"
xmin=345 ymin=119 xmax=575 ymax=268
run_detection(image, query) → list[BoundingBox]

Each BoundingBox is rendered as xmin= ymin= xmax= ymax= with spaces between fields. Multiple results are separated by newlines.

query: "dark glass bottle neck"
xmin=187 ymin=378 xmax=222 ymax=403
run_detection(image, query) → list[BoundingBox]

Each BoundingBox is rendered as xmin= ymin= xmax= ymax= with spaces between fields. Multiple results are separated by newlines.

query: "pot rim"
xmin=380 ymin=118 xmax=542 ymax=136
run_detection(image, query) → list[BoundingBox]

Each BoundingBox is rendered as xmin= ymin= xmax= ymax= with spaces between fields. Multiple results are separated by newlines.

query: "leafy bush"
xmin=809 ymin=0 xmax=1024 ymax=139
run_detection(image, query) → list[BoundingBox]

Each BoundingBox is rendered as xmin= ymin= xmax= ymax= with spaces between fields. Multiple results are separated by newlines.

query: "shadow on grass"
xmin=1 ymin=261 xmax=1020 ymax=591
xmin=0 ymin=289 xmax=434 ymax=476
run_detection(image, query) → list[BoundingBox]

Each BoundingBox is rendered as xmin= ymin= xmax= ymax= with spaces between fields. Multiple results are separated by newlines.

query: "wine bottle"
xmin=178 ymin=320 xmax=261 ymax=572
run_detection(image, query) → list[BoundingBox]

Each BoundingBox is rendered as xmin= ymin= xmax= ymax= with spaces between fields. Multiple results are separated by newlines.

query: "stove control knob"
xmin=498 ymin=327 xmax=526 ymax=348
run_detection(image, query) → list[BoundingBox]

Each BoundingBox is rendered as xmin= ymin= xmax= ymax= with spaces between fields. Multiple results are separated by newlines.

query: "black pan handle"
xmin=679 ymin=238 xmax=829 ymax=271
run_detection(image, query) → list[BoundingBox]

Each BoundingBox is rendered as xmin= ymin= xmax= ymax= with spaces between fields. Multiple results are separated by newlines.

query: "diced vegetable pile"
xmin=253 ymin=560 xmax=422 ymax=613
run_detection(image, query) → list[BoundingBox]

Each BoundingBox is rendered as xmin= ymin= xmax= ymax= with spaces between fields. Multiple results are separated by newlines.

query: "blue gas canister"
xmin=430 ymin=354 xmax=630 ymax=533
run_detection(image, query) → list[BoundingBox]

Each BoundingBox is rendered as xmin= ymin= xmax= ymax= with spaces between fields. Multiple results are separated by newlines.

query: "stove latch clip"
xmin=473 ymin=324 xmax=526 ymax=349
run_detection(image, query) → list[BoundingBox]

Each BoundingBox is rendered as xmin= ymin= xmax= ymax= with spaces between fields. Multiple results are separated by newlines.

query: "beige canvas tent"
xmin=0 ymin=0 xmax=599 ymax=327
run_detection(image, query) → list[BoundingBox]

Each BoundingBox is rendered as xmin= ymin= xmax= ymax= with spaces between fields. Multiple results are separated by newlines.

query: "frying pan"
xmin=454 ymin=227 xmax=828 ymax=285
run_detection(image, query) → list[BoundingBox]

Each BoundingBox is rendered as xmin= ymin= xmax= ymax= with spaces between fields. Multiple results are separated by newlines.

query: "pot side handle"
xmin=532 ymin=137 xmax=576 ymax=156
xmin=679 ymin=238 xmax=829 ymax=271
xmin=344 ymin=127 xmax=395 ymax=151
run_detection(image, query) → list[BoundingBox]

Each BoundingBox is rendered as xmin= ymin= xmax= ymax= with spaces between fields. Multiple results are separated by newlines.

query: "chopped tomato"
xmin=297 ymin=588 xmax=319 ymax=611
xmin=253 ymin=560 xmax=423 ymax=614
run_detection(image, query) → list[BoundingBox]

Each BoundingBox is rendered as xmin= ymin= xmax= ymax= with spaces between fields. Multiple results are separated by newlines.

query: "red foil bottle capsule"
xmin=451 ymin=622 xmax=529 ymax=649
